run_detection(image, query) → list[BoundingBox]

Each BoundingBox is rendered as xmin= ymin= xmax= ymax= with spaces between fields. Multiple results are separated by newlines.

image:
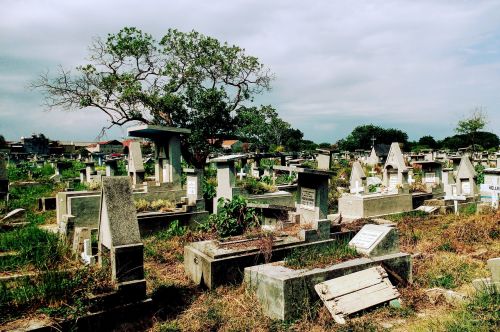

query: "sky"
xmin=1 ymin=0 xmax=499 ymax=143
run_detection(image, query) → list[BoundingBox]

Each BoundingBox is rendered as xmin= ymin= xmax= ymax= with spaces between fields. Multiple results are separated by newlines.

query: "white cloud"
xmin=0 ymin=0 xmax=499 ymax=142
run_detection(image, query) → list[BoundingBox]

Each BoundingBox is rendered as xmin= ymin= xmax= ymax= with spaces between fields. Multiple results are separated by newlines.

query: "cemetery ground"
xmin=0 ymin=162 xmax=498 ymax=331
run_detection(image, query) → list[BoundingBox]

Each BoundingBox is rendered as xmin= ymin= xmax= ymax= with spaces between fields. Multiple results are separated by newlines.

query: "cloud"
xmin=0 ymin=0 xmax=499 ymax=142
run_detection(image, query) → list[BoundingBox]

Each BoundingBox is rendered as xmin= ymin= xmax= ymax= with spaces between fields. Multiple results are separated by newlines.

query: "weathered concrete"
xmin=338 ymin=193 xmax=412 ymax=218
xmin=349 ymin=224 xmax=399 ymax=257
xmin=184 ymin=237 xmax=337 ymax=289
xmin=245 ymin=252 xmax=412 ymax=320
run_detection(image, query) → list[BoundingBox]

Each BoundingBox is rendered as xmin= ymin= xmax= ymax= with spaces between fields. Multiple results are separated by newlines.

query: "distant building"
xmin=86 ymin=140 xmax=124 ymax=154
xmin=21 ymin=134 xmax=49 ymax=155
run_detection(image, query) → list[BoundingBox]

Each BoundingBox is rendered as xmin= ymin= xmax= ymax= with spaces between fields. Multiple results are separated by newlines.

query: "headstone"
xmin=472 ymin=257 xmax=500 ymax=291
xmin=85 ymin=162 xmax=96 ymax=183
xmin=105 ymin=159 xmax=118 ymax=177
xmin=184 ymin=168 xmax=203 ymax=207
xmin=127 ymin=142 xmax=145 ymax=186
xmin=456 ymin=156 xmax=477 ymax=197
xmin=349 ymin=224 xmax=399 ymax=257
xmin=98 ymin=177 xmax=146 ymax=299
xmin=350 ymin=161 xmax=367 ymax=194
xmin=383 ymin=143 xmax=409 ymax=192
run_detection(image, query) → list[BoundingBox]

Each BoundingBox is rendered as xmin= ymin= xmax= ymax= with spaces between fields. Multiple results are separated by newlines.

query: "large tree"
xmin=337 ymin=124 xmax=409 ymax=151
xmin=32 ymin=27 xmax=273 ymax=167
xmin=455 ymin=107 xmax=488 ymax=153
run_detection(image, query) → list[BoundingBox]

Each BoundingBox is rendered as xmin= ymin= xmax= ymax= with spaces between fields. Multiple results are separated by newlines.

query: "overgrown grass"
xmin=0 ymin=226 xmax=71 ymax=272
xmin=0 ymin=266 xmax=113 ymax=324
xmin=6 ymin=182 xmax=59 ymax=211
xmin=284 ymin=240 xmax=360 ymax=269
xmin=387 ymin=210 xmax=428 ymax=222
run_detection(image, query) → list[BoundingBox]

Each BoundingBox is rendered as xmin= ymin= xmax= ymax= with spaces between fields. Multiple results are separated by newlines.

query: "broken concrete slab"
xmin=245 ymin=252 xmax=411 ymax=320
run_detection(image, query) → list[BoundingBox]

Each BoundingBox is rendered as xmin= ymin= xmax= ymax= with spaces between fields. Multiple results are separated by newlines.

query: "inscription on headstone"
xmin=350 ymin=228 xmax=385 ymax=249
xmin=187 ymin=179 xmax=197 ymax=195
xmin=301 ymin=187 xmax=316 ymax=211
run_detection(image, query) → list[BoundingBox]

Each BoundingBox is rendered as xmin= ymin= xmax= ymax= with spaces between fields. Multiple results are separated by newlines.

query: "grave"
xmin=411 ymin=160 xmax=443 ymax=194
xmin=349 ymin=161 xmax=367 ymax=194
xmin=127 ymin=142 xmax=145 ymax=186
xmin=105 ymin=159 xmax=119 ymax=177
xmin=128 ymin=124 xmax=190 ymax=187
xmin=98 ymin=176 xmax=146 ymax=299
xmin=349 ymin=224 xmax=399 ymax=257
xmin=472 ymin=257 xmax=500 ymax=291
xmin=185 ymin=164 xmax=337 ymax=289
xmin=316 ymin=148 xmax=333 ymax=170
xmin=480 ymin=168 xmax=500 ymax=208
xmin=183 ymin=168 xmax=204 ymax=209
xmin=244 ymin=252 xmax=411 ymax=320
xmin=339 ymin=143 xmax=412 ymax=218
xmin=211 ymin=155 xmax=294 ymax=213
xmin=455 ymin=156 xmax=477 ymax=197
xmin=85 ymin=162 xmax=97 ymax=183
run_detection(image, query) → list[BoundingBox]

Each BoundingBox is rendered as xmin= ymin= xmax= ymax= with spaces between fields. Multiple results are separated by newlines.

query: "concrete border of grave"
xmin=245 ymin=252 xmax=411 ymax=321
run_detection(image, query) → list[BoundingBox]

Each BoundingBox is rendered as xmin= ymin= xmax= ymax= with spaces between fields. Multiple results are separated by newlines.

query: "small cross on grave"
xmin=237 ymin=169 xmax=247 ymax=180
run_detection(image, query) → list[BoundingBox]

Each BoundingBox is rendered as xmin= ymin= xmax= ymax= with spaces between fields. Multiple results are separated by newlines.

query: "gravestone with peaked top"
xmin=350 ymin=161 xmax=367 ymax=194
xmin=98 ymin=176 xmax=146 ymax=299
xmin=127 ymin=142 xmax=145 ymax=186
xmin=383 ymin=143 xmax=409 ymax=193
xmin=456 ymin=156 xmax=477 ymax=197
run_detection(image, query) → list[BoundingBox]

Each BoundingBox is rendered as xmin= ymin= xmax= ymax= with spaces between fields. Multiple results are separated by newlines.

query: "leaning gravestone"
xmin=349 ymin=224 xmax=399 ymax=257
xmin=98 ymin=176 xmax=146 ymax=300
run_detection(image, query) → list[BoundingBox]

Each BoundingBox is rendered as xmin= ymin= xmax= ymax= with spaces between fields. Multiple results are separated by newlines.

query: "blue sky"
xmin=0 ymin=0 xmax=499 ymax=143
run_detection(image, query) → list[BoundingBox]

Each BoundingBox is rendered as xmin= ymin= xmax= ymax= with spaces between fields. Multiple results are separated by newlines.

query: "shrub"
xmin=242 ymin=177 xmax=276 ymax=195
xmin=207 ymin=196 xmax=259 ymax=237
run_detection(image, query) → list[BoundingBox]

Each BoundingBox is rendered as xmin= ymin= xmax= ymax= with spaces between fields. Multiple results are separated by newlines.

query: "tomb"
xmin=105 ymin=159 xmax=119 ymax=177
xmin=455 ymin=156 xmax=477 ymax=197
xmin=244 ymin=252 xmax=411 ymax=320
xmin=211 ymin=155 xmax=294 ymax=213
xmin=411 ymin=160 xmax=443 ymax=195
xmin=245 ymin=221 xmax=410 ymax=321
xmin=183 ymin=168 xmax=204 ymax=210
xmin=480 ymin=168 xmax=500 ymax=207
xmin=98 ymin=177 xmax=146 ymax=299
xmin=184 ymin=165 xmax=335 ymax=289
xmin=349 ymin=161 xmax=367 ymax=194
xmin=316 ymin=148 xmax=333 ymax=170
xmin=338 ymin=143 xmax=412 ymax=218
xmin=127 ymin=141 xmax=145 ymax=186
xmin=128 ymin=124 xmax=190 ymax=187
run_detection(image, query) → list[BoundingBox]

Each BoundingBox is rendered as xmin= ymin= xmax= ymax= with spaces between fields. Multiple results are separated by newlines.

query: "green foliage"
xmin=155 ymin=220 xmax=187 ymax=240
xmin=417 ymin=135 xmax=438 ymax=149
xmin=386 ymin=210 xmax=428 ymax=222
xmin=443 ymin=288 xmax=499 ymax=331
xmin=241 ymin=177 xmax=276 ymax=195
xmin=60 ymin=160 xmax=85 ymax=178
xmin=337 ymin=124 xmax=409 ymax=151
xmin=475 ymin=164 xmax=485 ymax=184
xmin=284 ymin=240 xmax=359 ymax=269
xmin=207 ymin=196 xmax=259 ymax=237
xmin=7 ymin=183 xmax=57 ymax=210
xmin=8 ymin=162 xmax=54 ymax=182
xmin=0 ymin=226 xmax=71 ymax=272
xmin=202 ymin=177 xmax=217 ymax=200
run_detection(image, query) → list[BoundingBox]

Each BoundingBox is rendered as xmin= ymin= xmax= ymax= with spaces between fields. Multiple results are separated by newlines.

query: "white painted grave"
xmin=300 ymin=187 xmax=316 ymax=211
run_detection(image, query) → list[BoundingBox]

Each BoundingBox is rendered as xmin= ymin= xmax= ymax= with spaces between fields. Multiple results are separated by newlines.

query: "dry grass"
xmin=143 ymin=211 xmax=500 ymax=331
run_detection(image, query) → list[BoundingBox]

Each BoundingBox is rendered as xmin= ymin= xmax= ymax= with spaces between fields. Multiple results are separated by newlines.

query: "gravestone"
xmin=349 ymin=224 xmax=399 ymax=257
xmin=184 ymin=168 xmax=204 ymax=208
xmin=383 ymin=143 xmax=409 ymax=193
xmin=472 ymin=257 xmax=500 ymax=291
xmin=98 ymin=176 xmax=146 ymax=299
xmin=105 ymin=159 xmax=118 ymax=177
xmin=127 ymin=142 xmax=145 ymax=186
xmin=316 ymin=149 xmax=333 ymax=170
xmin=211 ymin=154 xmax=244 ymax=212
xmin=456 ymin=156 xmax=477 ymax=197
xmin=128 ymin=124 xmax=190 ymax=186
xmin=85 ymin=162 xmax=96 ymax=183
xmin=0 ymin=154 xmax=8 ymax=200
xmin=350 ymin=161 xmax=367 ymax=194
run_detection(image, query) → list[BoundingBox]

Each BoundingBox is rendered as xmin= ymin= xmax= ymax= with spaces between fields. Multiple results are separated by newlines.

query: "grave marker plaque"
xmin=187 ymin=179 xmax=197 ymax=195
xmin=349 ymin=224 xmax=399 ymax=256
xmin=301 ymin=187 xmax=316 ymax=211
